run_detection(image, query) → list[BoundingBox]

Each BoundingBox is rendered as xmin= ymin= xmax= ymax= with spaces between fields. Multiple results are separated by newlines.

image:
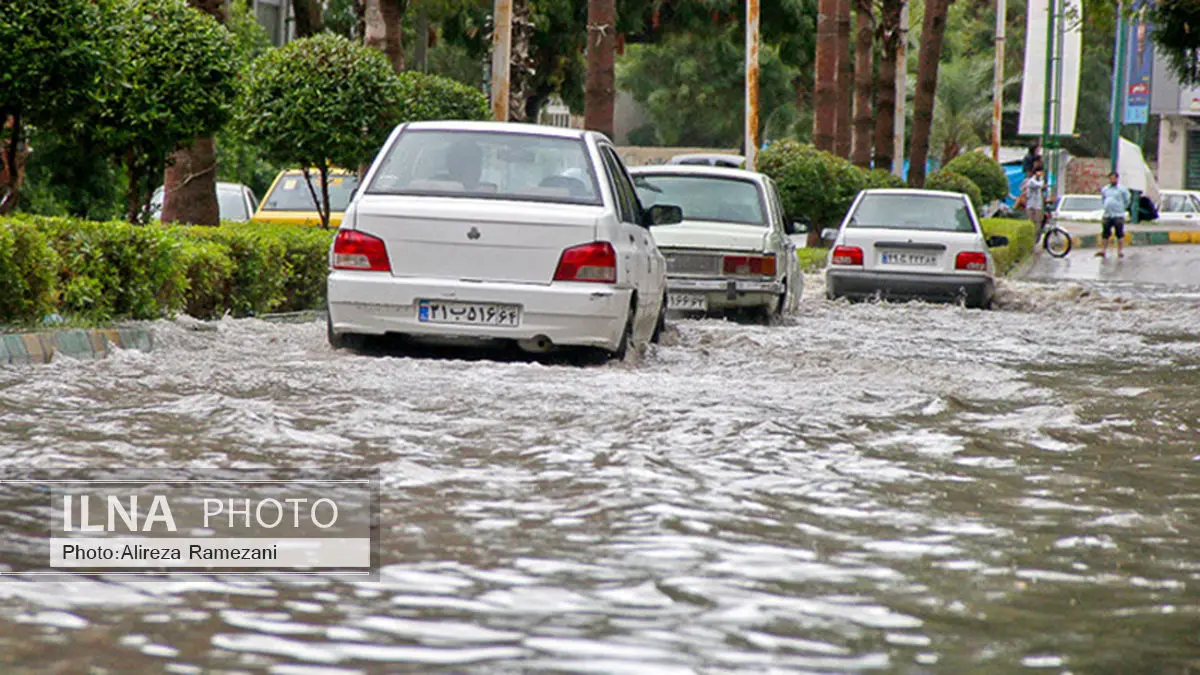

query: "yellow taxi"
xmin=250 ymin=168 xmax=360 ymax=227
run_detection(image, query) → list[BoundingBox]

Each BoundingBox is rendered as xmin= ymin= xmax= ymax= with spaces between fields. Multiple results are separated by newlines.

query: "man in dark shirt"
xmin=1022 ymin=142 xmax=1041 ymax=177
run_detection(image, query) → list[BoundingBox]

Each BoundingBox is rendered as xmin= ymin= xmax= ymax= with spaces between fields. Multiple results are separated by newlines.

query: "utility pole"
xmin=490 ymin=0 xmax=512 ymax=121
xmin=745 ymin=0 xmax=760 ymax=170
xmin=892 ymin=1 xmax=908 ymax=176
xmin=991 ymin=0 xmax=1007 ymax=162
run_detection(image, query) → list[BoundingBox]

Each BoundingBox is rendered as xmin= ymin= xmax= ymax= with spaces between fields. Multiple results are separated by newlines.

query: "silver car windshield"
xmin=1059 ymin=196 xmax=1102 ymax=212
xmin=367 ymin=130 xmax=602 ymax=206
xmin=848 ymin=194 xmax=975 ymax=233
xmin=634 ymin=175 xmax=767 ymax=226
xmin=217 ymin=187 xmax=249 ymax=221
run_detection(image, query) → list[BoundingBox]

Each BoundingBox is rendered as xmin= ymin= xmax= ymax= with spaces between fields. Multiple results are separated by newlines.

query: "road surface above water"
xmin=0 ymin=274 xmax=1198 ymax=674
xmin=1021 ymin=244 xmax=1200 ymax=288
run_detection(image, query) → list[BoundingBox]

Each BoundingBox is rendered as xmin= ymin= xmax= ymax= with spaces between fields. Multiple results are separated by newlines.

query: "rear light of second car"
xmin=554 ymin=242 xmax=618 ymax=283
xmin=830 ymin=245 xmax=864 ymax=266
xmin=955 ymin=251 xmax=988 ymax=271
xmin=332 ymin=230 xmax=391 ymax=272
xmin=722 ymin=254 xmax=777 ymax=276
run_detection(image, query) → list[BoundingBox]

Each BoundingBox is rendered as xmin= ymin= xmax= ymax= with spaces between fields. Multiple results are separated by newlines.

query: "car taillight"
xmin=332 ymin=230 xmax=390 ymax=272
xmin=830 ymin=245 xmax=863 ymax=266
xmin=955 ymin=251 xmax=988 ymax=271
xmin=553 ymin=242 xmax=617 ymax=283
xmin=722 ymin=254 xmax=777 ymax=276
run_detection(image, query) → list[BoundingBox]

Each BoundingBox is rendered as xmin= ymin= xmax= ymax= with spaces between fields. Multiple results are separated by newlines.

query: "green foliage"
xmin=796 ymin=247 xmax=827 ymax=273
xmin=943 ymin=151 xmax=1010 ymax=203
xmin=99 ymin=0 xmax=239 ymax=221
xmin=756 ymin=139 xmax=866 ymax=228
xmin=237 ymin=33 xmax=402 ymax=226
xmin=618 ymin=27 xmax=798 ymax=147
xmin=1149 ymin=1 xmax=1200 ymax=86
xmin=925 ymin=169 xmax=983 ymax=211
xmin=215 ymin=0 xmax=280 ymax=198
xmin=0 ymin=219 xmax=60 ymax=323
xmin=395 ymin=71 xmax=490 ymax=123
xmin=19 ymin=126 xmax=127 ymax=221
xmin=981 ymin=217 xmax=1036 ymax=276
xmin=861 ymin=168 xmax=908 ymax=190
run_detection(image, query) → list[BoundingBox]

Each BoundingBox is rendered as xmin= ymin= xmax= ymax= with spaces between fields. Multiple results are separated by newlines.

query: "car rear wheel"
xmin=327 ymin=311 xmax=364 ymax=350
xmin=650 ymin=293 xmax=666 ymax=344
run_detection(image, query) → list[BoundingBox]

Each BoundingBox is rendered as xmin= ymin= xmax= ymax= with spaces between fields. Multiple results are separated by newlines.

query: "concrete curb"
xmin=1067 ymin=229 xmax=1200 ymax=250
xmin=0 ymin=327 xmax=153 ymax=365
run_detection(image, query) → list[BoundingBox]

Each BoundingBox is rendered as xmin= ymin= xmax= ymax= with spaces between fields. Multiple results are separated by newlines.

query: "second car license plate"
xmin=667 ymin=293 xmax=708 ymax=311
xmin=418 ymin=301 xmax=520 ymax=326
xmin=880 ymin=251 xmax=939 ymax=267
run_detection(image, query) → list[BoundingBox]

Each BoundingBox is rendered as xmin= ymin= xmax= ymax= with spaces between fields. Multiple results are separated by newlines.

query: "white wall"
xmin=1157 ymin=115 xmax=1187 ymax=190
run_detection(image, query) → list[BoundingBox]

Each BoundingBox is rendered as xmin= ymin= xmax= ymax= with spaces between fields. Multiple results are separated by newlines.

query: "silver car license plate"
xmin=880 ymin=251 xmax=939 ymax=267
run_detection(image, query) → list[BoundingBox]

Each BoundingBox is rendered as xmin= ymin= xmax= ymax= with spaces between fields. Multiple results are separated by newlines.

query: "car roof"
xmin=629 ymin=165 xmax=765 ymax=182
xmin=860 ymin=188 xmax=968 ymax=200
xmin=402 ymin=120 xmax=593 ymax=140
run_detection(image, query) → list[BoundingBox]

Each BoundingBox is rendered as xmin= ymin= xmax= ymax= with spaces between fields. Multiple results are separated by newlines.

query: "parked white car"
xmin=824 ymin=189 xmax=1008 ymax=309
xmin=1156 ymin=189 xmax=1200 ymax=226
xmin=149 ymin=182 xmax=259 ymax=222
xmin=630 ymin=165 xmax=803 ymax=321
xmin=666 ymin=153 xmax=745 ymax=168
xmin=326 ymin=121 xmax=678 ymax=360
xmin=1052 ymin=194 xmax=1105 ymax=223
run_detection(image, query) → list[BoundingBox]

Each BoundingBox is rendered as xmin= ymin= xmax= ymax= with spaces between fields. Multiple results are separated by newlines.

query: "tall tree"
xmin=585 ymin=0 xmax=617 ymax=137
xmin=834 ymin=0 xmax=853 ymax=157
xmin=364 ymin=0 xmax=405 ymax=73
xmin=161 ymin=0 xmax=227 ymax=227
xmin=874 ymin=0 xmax=902 ymax=171
xmin=908 ymin=0 xmax=951 ymax=187
xmin=813 ymin=0 xmax=838 ymax=151
xmin=850 ymin=0 xmax=874 ymax=167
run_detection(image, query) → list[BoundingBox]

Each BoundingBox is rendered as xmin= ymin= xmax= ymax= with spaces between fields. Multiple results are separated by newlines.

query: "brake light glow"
xmin=553 ymin=242 xmax=617 ymax=283
xmin=831 ymin=245 xmax=863 ymax=266
xmin=722 ymin=254 xmax=777 ymax=276
xmin=955 ymin=251 xmax=988 ymax=271
xmin=332 ymin=230 xmax=391 ymax=272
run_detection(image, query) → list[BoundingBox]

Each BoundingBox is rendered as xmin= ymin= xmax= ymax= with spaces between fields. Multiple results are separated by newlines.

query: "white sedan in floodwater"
xmin=630 ymin=165 xmax=804 ymax=322
xmin=325 ymin=121 xmax=679 ymax=360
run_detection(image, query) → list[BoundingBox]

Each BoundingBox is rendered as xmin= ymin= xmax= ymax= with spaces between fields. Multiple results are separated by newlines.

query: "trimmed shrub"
xmin=395 ymin=71 xmax=489 ymax=123
xmin=981 ymin=217 xmax=1036 ymax=275
xmin=756 ymin=139 xmax=866 ymax=228
xmin=943 ymin=152 xmax=1010 ymax=203
xmin=926 ymin=169 xmax=983 ymax=212
xmin=0 ymin=218 xmax=60 ymax=324
xmin=861 ymin=168 xmax=908 ymax=190
xmin=796 ymin=247 xmax=828 ymax=273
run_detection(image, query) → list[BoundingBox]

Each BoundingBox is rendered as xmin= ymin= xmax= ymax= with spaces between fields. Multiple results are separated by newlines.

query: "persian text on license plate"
xmin=418 ymin=301 xmax=521 ymax=326
xmin=667 ymin=293 xmax=708 ymax=311
xmin=880 ymin=251 xmax=939 ymax=267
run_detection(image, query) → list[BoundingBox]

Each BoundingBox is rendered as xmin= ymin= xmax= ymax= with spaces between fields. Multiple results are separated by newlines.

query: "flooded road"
xmin=1 ymin=275 xmax=1199 ymax=673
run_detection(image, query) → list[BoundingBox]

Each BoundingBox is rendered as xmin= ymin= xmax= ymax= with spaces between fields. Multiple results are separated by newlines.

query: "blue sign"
xmin=1124 ymin=9 xmax=1153 ymax=124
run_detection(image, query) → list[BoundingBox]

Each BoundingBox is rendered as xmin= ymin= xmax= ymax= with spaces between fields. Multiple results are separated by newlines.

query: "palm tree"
xmin=851 ymin=0 xmax=874 ymax=167
xmin=834 ymin=0 xmax=853 ymax=158
xmin=931 ymin=56 xmax=1016 ymax=166
xmin=873 ymin=0 xmax=903 ymax=172
xmin=813 ymin=0 xmax=838 ymax=151
xmin=585 ymin=0 xmax=616 ymax=137
xmin=907 ymin=0 xmax=952 ymax=187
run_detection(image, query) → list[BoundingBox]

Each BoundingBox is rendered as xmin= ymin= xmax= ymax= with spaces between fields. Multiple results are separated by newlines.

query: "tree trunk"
xmin=585 ymin=0 xmax=616 ymax=137
xmin=908 ymin=0 xmax=950 ymax=187
xmin=508 ymin=0 xmax=535 ymax=122
xmin=161 ymin=0 xmax=225 ymax=227
xmin=874 ymin=0 xmax=901 ymax=172
xmin=851 ymin=0 xmax=875 ymax=167
xmin=0 ymin=112 xmax=25 ymax=215
xmin=813 ymin=0 xmax=838 ymax=152
xmin=291 ymin=0 xmax=324 ymax=37
xmin=834 ymin=0 xmax=853 ymax=158
xmin=364 ymin=0 xmax=405 ymax=74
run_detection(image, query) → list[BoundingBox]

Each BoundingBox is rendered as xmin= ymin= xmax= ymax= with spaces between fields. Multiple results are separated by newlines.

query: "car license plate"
xmin=880 ymin=251 xmax=939 ymax=267
xmin=417 ymin=300 xmax=520 ymax=326
xmin=667 ymin=293 xmax=708 ymax=311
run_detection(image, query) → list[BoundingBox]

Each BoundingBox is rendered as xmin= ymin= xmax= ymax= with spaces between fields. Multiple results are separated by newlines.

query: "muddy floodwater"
xmin=0 ymin=276 xmax=1198 ymax=674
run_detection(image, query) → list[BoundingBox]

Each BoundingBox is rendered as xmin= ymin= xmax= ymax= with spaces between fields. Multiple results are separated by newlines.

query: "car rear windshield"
xmin=848 ymin=193 xmax=975 ymax=232
xmin=367 ymin=130 xmax=602 ymax=206
xmin=261 ymin=173 xmax=358 ymax=212
xmin=217 ymin=187 xmax=249 ymax=221
xmin=1058 ymin=196 xmax=1102 ymax=212
xmin=633 ymin=174 xmax=767 ymax=226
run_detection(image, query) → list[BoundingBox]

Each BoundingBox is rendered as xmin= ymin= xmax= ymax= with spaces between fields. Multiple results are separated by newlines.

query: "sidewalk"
xmin=1054 ymin=219 xmax=1200 ymax=249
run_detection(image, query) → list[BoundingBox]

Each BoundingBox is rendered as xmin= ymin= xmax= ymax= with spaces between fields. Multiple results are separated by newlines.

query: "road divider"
xmin=0 ymin=327 xmax=153 ymax=365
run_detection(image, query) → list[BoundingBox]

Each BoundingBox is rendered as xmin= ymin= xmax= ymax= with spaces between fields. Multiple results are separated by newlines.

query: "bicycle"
xmin=1037 ymin=201 xmax=1072 ymax=258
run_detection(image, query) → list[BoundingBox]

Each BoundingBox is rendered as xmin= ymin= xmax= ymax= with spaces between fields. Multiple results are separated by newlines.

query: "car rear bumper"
xmin=327 ymin=272 xmax=631 ymax=350
xmin=826 ymin=269 xmax=994 ymax=307
xmin=667 ymin=276 xmax=782 ymax=309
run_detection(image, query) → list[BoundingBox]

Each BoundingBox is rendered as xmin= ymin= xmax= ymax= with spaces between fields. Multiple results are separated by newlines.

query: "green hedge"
xmin=943 ymin=152 xmax=1009 ymax=203
xmin=757 ymin=139 xmax=866 ymax=229
xmin=926 ymin=169 xmax=984 ymax=211
xmin=981 ymin=217 xmax=1036 ymax=275
xmin=0 ymin=216 xmax=335 ymax=325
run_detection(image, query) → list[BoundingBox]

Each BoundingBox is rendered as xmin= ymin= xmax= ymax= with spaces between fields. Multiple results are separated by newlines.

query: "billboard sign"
xmin=1124 ymin=8 xmax=1154 ymax=124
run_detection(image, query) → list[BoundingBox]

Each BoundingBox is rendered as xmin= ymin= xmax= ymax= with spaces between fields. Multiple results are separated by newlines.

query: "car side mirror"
xmin=986 ymin=235 xmax=1010 ymax=248
xmin=643 ymin=203 xmax=683 ymax=227
xmin=784 ymin=216 xmax=811 ymax=235
xmin=821 ymin=227 xmax=839 ymax=243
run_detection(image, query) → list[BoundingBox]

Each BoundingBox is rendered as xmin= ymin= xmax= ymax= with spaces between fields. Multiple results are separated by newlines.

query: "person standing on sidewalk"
xmin=1021 ymin=163 xmax=1047 ymax=233
xmin=1022 ymin=142 xmax=1041 ymax=178
xmin=1098 ymin=171 xmax=1132 ymax=259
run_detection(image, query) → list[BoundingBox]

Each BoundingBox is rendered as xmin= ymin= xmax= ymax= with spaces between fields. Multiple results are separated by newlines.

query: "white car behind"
xmin=1156 ymin=189 xmax=1200 ymax=226
xmin=1052 ymin=194 xmax=1105 ymax=223
xmin=326 ymin=121 xmax=677 ymax=360
xmin=630 ymin=165 xmax=804 ymax=322
xmin=824 ymin=189 xmax=1008 ymax=309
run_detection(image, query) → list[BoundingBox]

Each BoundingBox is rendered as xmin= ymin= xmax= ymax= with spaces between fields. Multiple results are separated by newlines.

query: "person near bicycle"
xmin=1098 ymin=171 xmax=1132 ymax=259
xmin=1021 ymin=162 xmax=1047 ymax=234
